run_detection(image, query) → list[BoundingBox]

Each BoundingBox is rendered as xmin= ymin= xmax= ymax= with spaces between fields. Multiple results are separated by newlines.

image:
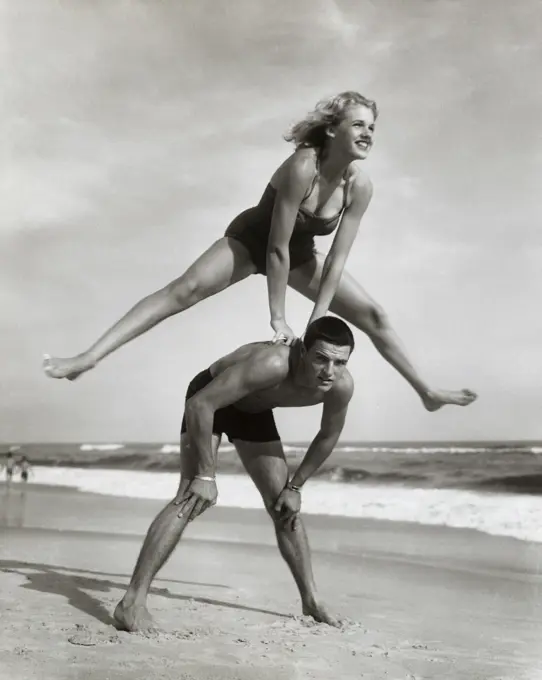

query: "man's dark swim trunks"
xmin=180 ymin=369 xmax=280 ymax=443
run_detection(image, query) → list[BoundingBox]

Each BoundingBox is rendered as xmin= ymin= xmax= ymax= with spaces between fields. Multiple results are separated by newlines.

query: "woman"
xmin=44 ymin=91 xmax=476 ymax=411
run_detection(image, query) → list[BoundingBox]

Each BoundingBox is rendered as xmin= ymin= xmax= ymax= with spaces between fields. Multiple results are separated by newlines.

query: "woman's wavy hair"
xmin=284 ymin=91 xmax=378 ymax=150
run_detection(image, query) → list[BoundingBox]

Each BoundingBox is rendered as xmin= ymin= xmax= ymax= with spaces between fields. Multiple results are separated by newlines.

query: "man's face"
xmin=303 ymin=340 xmax=351 ymax=392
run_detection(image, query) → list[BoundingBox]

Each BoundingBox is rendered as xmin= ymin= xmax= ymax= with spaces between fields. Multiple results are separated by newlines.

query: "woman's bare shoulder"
xmin=348 ymin=164 xmax=372 ymax=190
xmin=348 ymin=164 xmax=373 ymax=202
xmin=271 ymin=147 xmax=318 ymax=187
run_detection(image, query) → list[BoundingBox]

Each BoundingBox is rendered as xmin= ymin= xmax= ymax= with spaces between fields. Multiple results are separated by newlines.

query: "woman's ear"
xmin=325 ymin=126 xmax=336 ymax=138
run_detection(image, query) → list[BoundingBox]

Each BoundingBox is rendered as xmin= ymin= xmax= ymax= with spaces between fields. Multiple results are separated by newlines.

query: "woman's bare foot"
xmin=421 ymin=388 xmax=478 ymax=412
xmin=302 ymin=599 xmax=342 ymax=627
xmin=113 ymin=600 xmax=158 ymax=634
xmin=42 ymin=353 xmax=96 ymax=381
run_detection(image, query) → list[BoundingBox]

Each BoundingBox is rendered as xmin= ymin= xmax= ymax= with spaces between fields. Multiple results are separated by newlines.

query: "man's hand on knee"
xmin=274 ymin=486 xmax=301 ymax=531
xmin=174 ymin=476 xmax=218 ymax=522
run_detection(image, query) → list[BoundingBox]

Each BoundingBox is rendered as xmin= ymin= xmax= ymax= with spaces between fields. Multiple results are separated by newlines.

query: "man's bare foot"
xmin=421 ymin=388 xmax=478 ymax=412
xmin=42 ymin=353 xmax=96 ymax=381
xmin=113 ymin=600 xmax=158 ymax=634
xmin=302 ymin=599 xmax=342 ymax=627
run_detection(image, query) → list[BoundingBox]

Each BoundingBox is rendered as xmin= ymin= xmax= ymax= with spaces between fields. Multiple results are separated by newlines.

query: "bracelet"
xmin=194 ymin=475 xmax=215 ymax=482
xmin=287 ymin=482 xmax=302 ymax=492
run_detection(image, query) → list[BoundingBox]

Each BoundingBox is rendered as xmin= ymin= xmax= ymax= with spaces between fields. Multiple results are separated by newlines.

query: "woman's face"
xmin=330 ymin=104 xmax=376 ymax=160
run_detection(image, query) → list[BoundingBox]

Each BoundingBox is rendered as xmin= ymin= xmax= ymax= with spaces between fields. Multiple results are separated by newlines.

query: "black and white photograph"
xmin=2 ymin=1 xmax=541 ymax=678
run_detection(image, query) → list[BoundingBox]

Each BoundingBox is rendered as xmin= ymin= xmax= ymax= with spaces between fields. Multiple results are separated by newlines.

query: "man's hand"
xmin=274 ymin=486 xmax=301 ymax=530
xmin=174 ymin=477 xmax=218 ymax=522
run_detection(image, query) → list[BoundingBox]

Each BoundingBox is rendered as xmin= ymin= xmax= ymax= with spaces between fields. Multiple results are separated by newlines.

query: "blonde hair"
xmin=284 ymin=91 xmax=378 ymax=149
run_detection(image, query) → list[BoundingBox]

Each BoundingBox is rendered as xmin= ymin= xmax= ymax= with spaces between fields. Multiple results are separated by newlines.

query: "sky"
xmin=2 ymin=0 xmax=541 ymax=443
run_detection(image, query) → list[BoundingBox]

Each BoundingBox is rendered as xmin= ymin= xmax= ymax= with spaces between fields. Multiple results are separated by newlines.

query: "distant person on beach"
xmin=2 ymin=453 xmax=15 ymax=484
xmin=18 ymin=457 xmax=32 ymax=483
xmin=114 ymin=317 xmax=356 ymax=632
xmin=43 ymin=91 xmax=476 ymax=413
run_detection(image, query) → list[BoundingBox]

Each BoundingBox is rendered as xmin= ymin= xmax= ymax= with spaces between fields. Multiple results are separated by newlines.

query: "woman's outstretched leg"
xmin=289 ymin=256 xmax=477 ymax=412
xmin=43 ymin=238 xmax=256 ymax=380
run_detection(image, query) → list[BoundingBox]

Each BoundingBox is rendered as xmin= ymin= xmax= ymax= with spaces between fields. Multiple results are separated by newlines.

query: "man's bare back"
xmin=208 ymin=340 xmax=353 ymax=413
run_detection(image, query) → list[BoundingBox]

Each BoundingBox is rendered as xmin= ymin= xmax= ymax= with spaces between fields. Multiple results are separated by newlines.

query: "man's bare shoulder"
xmin=241 ymin=341 xmax=291 ymax=371
xmin=326 ymin=369 xmax=355 ymax=404
xmin=212 ymin=341 xmax=291 ymax=380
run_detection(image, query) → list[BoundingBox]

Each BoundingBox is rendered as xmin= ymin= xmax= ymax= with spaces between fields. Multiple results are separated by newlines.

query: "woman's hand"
xmin=271 ymin=318 xmax=296 ymax=346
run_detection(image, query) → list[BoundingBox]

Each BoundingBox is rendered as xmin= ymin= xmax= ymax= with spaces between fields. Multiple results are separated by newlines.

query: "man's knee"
xmin=260 ymin=484 xmax=279 ymax=509
xmin=174 ymin=476 xmax=192 ymax=502
xmin=260 ymin=486 xmax=284 ymax=518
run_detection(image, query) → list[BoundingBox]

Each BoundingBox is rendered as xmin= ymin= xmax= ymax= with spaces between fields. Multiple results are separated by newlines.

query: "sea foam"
xmin=29 ymin=466 xmax=542 ymax=544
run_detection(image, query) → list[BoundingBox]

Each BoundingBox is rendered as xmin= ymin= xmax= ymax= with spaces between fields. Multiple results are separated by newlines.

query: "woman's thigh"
xmin=288 ymin=252 xmax=379 ymax=323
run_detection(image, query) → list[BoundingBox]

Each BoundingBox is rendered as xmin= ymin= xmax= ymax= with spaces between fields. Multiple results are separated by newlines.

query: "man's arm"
xmin=184 ymin=348 xmax=289 ymax=477
xmin=289 ymin=372 xmax=354 ymax=488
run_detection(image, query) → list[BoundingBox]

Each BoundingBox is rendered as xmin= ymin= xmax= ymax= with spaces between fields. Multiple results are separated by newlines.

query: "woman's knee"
xmin=163 ymin=275 xmax=203 ymax=311
xmin=353 ymin=302 xmax=388 ymax=335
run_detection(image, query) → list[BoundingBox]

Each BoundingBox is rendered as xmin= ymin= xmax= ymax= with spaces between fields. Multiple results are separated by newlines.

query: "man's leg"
xmin=234 ymin=439 xmax=339 ymax=626
xmin=114 ymin=432 xmax=221 ymax=632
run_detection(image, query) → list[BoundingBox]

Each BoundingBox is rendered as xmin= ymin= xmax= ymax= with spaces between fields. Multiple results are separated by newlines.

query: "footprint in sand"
xmin=67 ymin=625 xmax=120 ymax=647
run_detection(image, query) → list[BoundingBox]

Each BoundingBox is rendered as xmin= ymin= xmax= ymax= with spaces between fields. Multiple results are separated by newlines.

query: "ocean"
xmin=3 ymin=440 xmax=542 ymax=543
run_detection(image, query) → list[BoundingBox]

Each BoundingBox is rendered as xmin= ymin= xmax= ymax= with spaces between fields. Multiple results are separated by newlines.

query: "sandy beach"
xmin=1 ymin=483 xmax=542 ymax=680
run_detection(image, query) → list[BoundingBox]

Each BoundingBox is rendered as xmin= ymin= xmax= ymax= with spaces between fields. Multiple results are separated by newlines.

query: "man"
xmin=114 ymin=316 xmax=356 ymax=633
xmin=19 ymin=456 xmax=32 ymax=483
xmin=2 ymin=452 xmax=15 ymax=484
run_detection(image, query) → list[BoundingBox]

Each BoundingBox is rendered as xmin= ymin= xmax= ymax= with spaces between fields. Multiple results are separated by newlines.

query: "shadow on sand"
xmin=0 ymin=559 xmax=289 ymax=627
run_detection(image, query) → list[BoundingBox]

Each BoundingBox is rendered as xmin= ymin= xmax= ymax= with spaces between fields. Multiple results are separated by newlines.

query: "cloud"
xmin=314 ymin=0 xmax=360 ymax=46
xmin=2 ymin=0 xmax=542 ymax=441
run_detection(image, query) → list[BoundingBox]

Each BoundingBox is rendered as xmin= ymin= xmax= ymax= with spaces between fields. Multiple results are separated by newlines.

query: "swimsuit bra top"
xmin=258 ymin=162 xmax=351 ymax=238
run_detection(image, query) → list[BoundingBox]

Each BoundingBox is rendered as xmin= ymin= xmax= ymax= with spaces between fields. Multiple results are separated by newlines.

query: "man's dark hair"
xmin=303 ymin=316 xmax=355 ymax=353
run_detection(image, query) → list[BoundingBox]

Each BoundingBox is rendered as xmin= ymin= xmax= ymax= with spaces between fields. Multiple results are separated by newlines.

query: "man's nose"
xmin=322 ymin=363 xmax=334 ymax=378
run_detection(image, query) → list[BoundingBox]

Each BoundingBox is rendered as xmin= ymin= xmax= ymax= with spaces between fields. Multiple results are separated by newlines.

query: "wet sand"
xmin=1 ymin=483 xmax=541 ymax=679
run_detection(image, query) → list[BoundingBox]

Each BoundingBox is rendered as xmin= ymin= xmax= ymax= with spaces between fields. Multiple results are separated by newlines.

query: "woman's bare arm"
xmin=308 ymin=171 xmax=373 ymax=324
xmin=267 ymin=151 xmax=315 ymax=339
